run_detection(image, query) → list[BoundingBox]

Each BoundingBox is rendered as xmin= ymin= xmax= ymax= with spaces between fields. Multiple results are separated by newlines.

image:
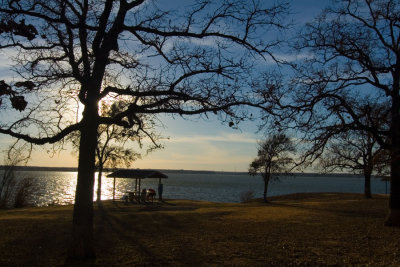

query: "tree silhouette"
xmin=321 ymin=130 xmax=389 ymax=199
xmin=249 ymin=133 xmax=295 ymax=202
xmin=69 ymin=101 xmax=162 ymax=202
xmin=0 ymin=0 xmax=289 ymax=259
xmin=263 ymin=0 xmax=400 ymax=226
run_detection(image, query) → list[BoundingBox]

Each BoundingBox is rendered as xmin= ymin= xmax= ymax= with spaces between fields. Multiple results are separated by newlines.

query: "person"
xmin=147 ymin=188 xmax=156 ymax=202
xmin=121 ymin=194 xmax=129 ymax=204
xmin=158 ymin=183 xmax=163 ymax=201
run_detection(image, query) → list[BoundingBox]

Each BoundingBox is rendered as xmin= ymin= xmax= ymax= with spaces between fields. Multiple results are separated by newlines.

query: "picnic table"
xmin=123 ymin=189 xmax=156 ymax=203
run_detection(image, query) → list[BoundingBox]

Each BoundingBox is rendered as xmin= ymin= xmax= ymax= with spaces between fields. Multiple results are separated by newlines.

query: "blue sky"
xmin=0 ymin=1 xmax=330 ymax=171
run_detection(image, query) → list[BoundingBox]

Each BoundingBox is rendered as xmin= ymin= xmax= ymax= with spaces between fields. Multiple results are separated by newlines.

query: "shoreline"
xmin=0 ymin=165 xmax=372 ymax=178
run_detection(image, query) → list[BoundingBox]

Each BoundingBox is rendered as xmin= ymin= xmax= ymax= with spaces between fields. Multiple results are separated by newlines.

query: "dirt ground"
xmin=0 ymin=193 xmax=399 ymax=266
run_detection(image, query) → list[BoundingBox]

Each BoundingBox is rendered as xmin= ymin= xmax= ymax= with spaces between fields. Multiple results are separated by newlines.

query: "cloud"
xmin=275 ymin=52 xmax=314 ymax=62
xmin=260 ymin=52 xmax=314 ymax=65
xmin=168 ymin=132 xmax=257 ymax=145
xmin=133 ymin=130 xmax=258 ymax=171
xmin=137 ymin=142 xmax=254 ymax=171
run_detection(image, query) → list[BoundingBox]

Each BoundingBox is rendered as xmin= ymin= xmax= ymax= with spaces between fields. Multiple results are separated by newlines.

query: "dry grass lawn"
xmin=0 ymin=193 xmax=399 ymax=266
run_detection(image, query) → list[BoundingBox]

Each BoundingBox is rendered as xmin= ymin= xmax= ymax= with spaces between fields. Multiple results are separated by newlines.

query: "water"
xmin=0 ymin=170 xmax=389 ymax=206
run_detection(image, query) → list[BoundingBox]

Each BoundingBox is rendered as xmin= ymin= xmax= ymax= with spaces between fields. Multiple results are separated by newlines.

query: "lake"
xmin=0 ymin=170 xmax=389 ymax=206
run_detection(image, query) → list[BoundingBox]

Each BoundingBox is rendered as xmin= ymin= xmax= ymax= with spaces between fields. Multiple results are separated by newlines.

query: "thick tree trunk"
xmin=68 ymin=102 xmax=98 ymax=259
xmin=385 ymin=148 xmax=400 ymax=226
xmin=385 ymin=95 xmax=400 ymax=226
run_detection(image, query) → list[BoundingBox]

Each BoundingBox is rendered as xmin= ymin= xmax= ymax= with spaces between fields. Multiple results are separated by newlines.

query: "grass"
xmin=0 ymin=193 xmax=399 ymax=266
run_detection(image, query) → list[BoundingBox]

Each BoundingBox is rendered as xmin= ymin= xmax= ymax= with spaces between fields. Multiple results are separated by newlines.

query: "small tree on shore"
xmin=321 ymin=130 xmax=389 ymax=199
xmin=249 ymin=133 xmax=295 ymax=202
xmin=69 ymin=101 xmax=162 ymax=203
xmin=69 ymin=124 xmax=142 ymax=203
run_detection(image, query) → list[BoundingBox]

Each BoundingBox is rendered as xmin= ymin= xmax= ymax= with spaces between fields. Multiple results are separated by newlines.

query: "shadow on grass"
xmin=93 ymin=200 xmax=207 ymax=265
xmin=95 ymin=202 xmax=154 ymax=258
xmin=92 ymin=200 xmax=239 ymax=265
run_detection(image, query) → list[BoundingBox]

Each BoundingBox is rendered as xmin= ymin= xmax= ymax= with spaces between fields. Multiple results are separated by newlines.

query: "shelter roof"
xmin=107 ymin=169 xmax=168 ymax=179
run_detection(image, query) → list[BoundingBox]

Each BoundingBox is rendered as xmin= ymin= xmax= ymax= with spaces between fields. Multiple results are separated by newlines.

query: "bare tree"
xmin=263 ymin=0 xmax=400 ymax=226
xmin=249 ymin=133 xmax=295 ymax=202
xmin=321 ymin=130 xmax=389 ymax=198
xmin=0 ymin=0 xmax=289 ymax=259
xmin=93 ymin=124 xmax=140 ymax=203
xmin=69 ymin=101 xmax=162 ymax=203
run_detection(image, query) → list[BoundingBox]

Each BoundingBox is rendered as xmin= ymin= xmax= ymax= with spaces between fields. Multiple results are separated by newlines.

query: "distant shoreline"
xmin=0 ymin=165 xmax=370 ymax=178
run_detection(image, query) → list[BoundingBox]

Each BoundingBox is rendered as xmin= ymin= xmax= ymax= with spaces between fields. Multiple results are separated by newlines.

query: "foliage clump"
xmin=0 ymin=147 xmax=37 ymax=208
xmin=240 ymin=190 xmax=255 ymax=203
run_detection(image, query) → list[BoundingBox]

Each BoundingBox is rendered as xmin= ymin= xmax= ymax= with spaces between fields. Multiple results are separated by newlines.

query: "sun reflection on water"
xmin=2 ymin=171 xmax=154 ymax=206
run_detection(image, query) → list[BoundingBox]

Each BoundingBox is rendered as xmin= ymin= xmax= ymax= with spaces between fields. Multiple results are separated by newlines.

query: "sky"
xmin=0 ymin=0 xmax=330 ymax=172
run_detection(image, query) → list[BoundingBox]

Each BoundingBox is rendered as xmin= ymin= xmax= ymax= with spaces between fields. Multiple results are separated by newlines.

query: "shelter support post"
xmin=113 ymin=177 xmax=116 ymax=201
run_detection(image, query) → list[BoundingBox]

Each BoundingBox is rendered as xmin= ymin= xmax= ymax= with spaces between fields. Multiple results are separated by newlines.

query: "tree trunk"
xmin=385 ymin=95 xmax=400 ymax=226
xmin=97 ymin=164 xmax=103 ymax=203
xmin=263 ymin=174 xmax=270 ymax=203
xmin=386 ymin=149 xmax=400 ymax=226
xmin=68 ymin=101 xmax=98 ymax=259
xmin=364 ymin=168 xmax=372 ymax=199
